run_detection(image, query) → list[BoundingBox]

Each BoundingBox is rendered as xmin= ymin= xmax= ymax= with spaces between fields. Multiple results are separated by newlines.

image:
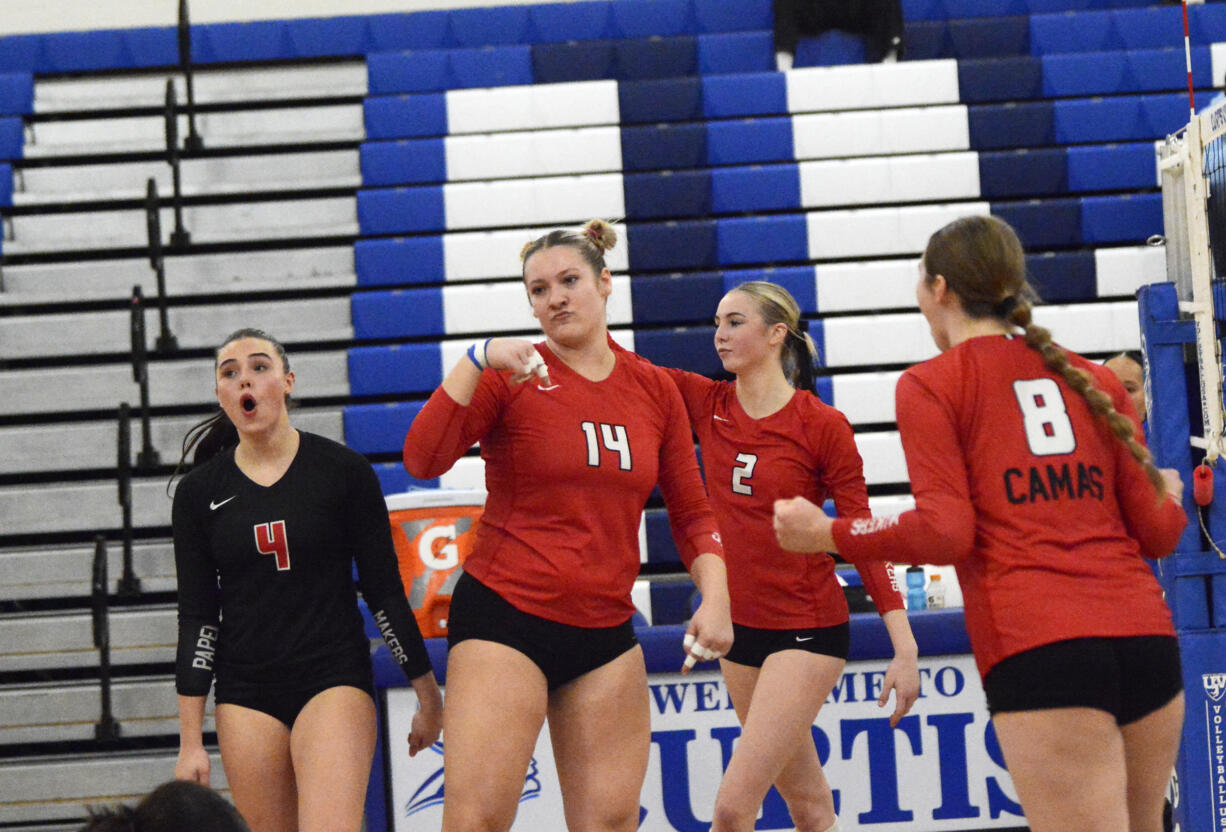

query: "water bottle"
xmin=926 ymin=573 xmax=946 ymax=609
xmin=905 ymin=566 xmax=926 ymax=610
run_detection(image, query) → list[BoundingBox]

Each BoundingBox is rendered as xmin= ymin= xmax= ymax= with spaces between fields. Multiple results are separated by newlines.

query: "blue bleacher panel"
xmin=348 ymin=344 xmax=445 ymax=396
xmin=649 ymin=582 xmax=695 ymax=626
xmin=794 ymin=32 xmax=869 ymax=68
xmin=368 ymin=46 xmax=533 ymax=95
xmin=368 ymin=51 xmax=447 ymax=95
xmin=286 ymin=16 xmax=368 ymax=57
xmin=723 ymin=266 xmax=818 ymax=313
xmin=718 ymin=215 xmax=808 ymax=265
xmin=616 ymin=35 xmax=698 ymax=80
xmin=618 ymin=77 xmax=703 ymax=123
xmin=978 ymin=148 xmax=1068 ymax=198
xmin=1042 ymin=47 xmax=1212 ymax=98
xmin=194 ymin=21 xmax=293 ymax=63
xmin=0 ymin=74 xmax=33 ymax=115
xmin=635 ymin=328 xmax=723 ymax=377
xmin=992 ymin=198 xmax=1083 ymax=247
xmin=366 ymin=11 xmax=450 ymax=51
xmin=624 ymin=170 xmax=713 ymax=219
xmin=702 ymin=73 xmax=787 ymax=118
xmin=611 ymin=0 xmax=693 ymax=38
xmin=42 ymin=31 xmax=127 ymax=72
xmin=1191 ymin=4 xmax=1226 ymax=46
xmin=529 ymin=2 xmax=615 ymax=43
xmin=712 ymin=165 xmax=801 ymax=213
xmin=354 ymin=237 xmax=446 ymax=286
xmin=360 ymin=139 xmax=447 ymax=187
xmin=957 ymin=57 xmax=1043 ymax=103
xmin=364 ymin=94 xmax=448 ymax=140
xmin=694 ymin=0 xmax=773 ymax=33
xmin=344 ymin=401 xmax=426 ymax=454
xmin=969 ymin=101 xmax=1056 ymax=149
xmin=0 ymin=35 xmax=42 ymax=73
xmin=644 ymin=510 xmax=681 ymax=565
xmin=531 ymin=40 xmax=617 ymax=84
xmin=352 ymin=288 xmax=445 ymax=339
xmin=905 ymin=16 xmax=1030 ymax=61
xmin=1080 ymin=192 xmax=1162 ymax=243
xmin=447 ymin=6 xmax=532 ymax=47
xmin=0 ymin=117 xmax=23 ymax=160
xmin=374 ymin=462 xmax=436 ymax=493
xmin=1027 ymin=250 xmax=1097 ymax=302
xmin=630 ymin=273 xmax=724 ymax=324
xmin=620 ymin=123 xmax=708 ymax=171
xmin=357 ymin=187 xmax=445 ymax=235
xmin=805 ymin=320 xmax=827 ymax=368
xmin=1067 ymin=142 xmax=1156 ymax=192
xmin=1053 ymin=94 xmax=1187 ymax=144
xmin=1027 ymin=7 xmax=1218 ymax=56
xmin=0 ymin=163 xmax=11 ymax=206
xmin=902 ymin=21 xmax=946 ymax=62
xmin=626 ymin=220 xmax=719 ymax=271
xmin=707 ymin=118 xmax=793 ymax=166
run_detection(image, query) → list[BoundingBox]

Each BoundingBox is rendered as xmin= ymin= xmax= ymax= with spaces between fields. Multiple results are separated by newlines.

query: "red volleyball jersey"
xmin=666 ymin=369 xmax=904 ymax=628
xmin=833 ymin=335 xmax=1185 ymax=679
xmin=404 ymin=342 xmax=723 ymax=627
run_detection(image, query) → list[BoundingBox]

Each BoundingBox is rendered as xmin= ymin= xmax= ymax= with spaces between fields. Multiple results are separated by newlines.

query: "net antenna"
xmin=1157 ymin=3 xmax=1226 ymax=462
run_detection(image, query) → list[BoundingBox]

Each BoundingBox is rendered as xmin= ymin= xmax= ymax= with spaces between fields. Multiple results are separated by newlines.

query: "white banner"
xmin=386 ymin=655 xmax=1025 ymax=831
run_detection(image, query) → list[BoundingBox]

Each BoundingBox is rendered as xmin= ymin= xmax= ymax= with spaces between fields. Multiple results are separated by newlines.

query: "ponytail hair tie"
xmin=995 ymin=295 xmax=1019 ymax=319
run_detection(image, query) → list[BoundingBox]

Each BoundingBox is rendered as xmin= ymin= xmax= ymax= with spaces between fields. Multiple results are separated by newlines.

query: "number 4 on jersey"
xmin=1012 ymin=379 xmax=1076 ymax=456
xmin=581 ymin=421 xmax=633 ymax=470
xmin=254 ymin=520 xmax=291 ymax=570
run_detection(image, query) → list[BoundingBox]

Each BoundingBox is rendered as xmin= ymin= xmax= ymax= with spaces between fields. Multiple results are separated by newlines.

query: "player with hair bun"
xmin=774 ymin=215 xmax=1187 ymax=832
xmin=404 ymin=219 xmax=733 ymax=832
xmin=654 ymin=280 xmax=917 ymax=832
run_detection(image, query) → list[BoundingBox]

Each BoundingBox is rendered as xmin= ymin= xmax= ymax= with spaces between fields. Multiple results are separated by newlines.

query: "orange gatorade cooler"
xmin=385 ymin=489 xmax=486 ymax=639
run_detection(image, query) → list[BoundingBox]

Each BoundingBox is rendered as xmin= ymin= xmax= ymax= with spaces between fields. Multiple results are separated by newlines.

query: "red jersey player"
xmin=403 ymin=219 xmax=733 ymax=832
xmin=654 ymin=281 xmax=916 ymax=832
xmin=774 ymin=215 xmax=1187 ymax=832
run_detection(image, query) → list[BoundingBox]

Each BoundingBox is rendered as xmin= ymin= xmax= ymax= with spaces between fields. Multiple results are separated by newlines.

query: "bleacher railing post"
xmin=116 ymin=403 xmax=142 ymax=598
xmin=129 ymin=287 xmax=160 ymax=473
xmin=177 ymin=0 xmax=204 ymax=153
xmin=144 ymin=178 xmax=178 ymax=352
xmin=163 ymin=81 xmax=191 ymax=249
xmin=91 ymin=535 xmax=121 ymax=743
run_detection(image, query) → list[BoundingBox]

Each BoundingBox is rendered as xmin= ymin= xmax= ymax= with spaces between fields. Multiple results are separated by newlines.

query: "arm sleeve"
xmin=348 ymin=455 xmax=434 ymax=682
xmin=659 ymin=366 xmax=717 ymax=425
xmin=172 ymin=479 xmax=221 ymax=697
xmin=403 ymin=371 xmax=505 ymax=480
xmin=654 ymin=372 xmax=724 ymax=569
xmin=816 ymin=411 xmax=905 ymax=613
xmin=832 ymin=373 xmax=976 ymax=566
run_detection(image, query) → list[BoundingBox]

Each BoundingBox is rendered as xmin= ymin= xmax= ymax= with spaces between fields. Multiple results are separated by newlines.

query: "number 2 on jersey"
xmin=732 ymin=452 xmax=758 ymax=495
xmin=1012 ymin=379 xmax=1076 ymax=456
xmin=581 ymin=421 xmax=632 ymax=470
xmin=254 ymin=520 xmax=291 ymax=571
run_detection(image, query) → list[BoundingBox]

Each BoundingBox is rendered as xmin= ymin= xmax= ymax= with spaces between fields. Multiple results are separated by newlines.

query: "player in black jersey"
xmin=170 ymin=329 xmax=442 ymax=832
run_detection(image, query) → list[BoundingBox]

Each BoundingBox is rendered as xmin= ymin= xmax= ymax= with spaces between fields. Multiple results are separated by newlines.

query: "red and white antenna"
xmin=1183 ymin=0 xmax=1196 ymax=119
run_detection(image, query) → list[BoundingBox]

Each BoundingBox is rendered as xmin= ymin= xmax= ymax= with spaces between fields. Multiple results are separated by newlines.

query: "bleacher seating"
xmin=0 ymin=0 xmax=1217 ymax=824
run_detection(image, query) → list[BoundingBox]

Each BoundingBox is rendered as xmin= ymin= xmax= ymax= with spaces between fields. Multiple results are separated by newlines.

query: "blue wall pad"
xmin=626 ymin=220 xmax=719 ymax=270
xmin=711 ymin=165 xmax=801 ymax=213
xmin=978 ymin=148 xmax=1068 ymax=198
xmin=611 ymin=0 xmax=693 ymax=38
xmin=354 ymin=237 xmax=445 ymax=286
xmin=619 ymin=77 xmax=703 ymax=123
xmin=357 ymin=187 xmax=445 ymax=235
xmin=636 ymin=327 xmax=724 ymax=377
xmin=194 ymin=21 xmax=294 ymax=63
xmin=1080 ymin=193 xmax=1162 ymax=244
xmin=373 ymin=461 xmax=437 ymax=493
xmin=360 ymin=139 xmax=447 ymax=187
xmin=969 ymin=101 xmax=1055 ymax=150
xmin=1067 ymin=142 xmax=1156 ymax=192
xmin=448 ymin=6 xmax=532 ymax=47
xmin=794 ymin=31 xmax=868 ymax=67
xmin=717 ymin=215 xmax=808 ymax=265
xmin=344 ymin=401 xmax=426 ymax=454
xmin=0 ymin=74 xmax=32 ymax=115
xmin=725 ymin=266 xmax=817 ymax=312
xmin=630 ymin=272 xmax=724 ymax=324
xmin=624 ymin=170 xmax=713 ymax=219
xmin=707 ymin=118 xmax=794 ymax=166
xmin=365 ymin=11 xmax=450 ymax=51
xmin=352 ymin=288 xmax=445 ymax=339
xmin=530 ymin=2 xmax=615 ymax=43
xmin=991 ymin=198 xmax=1083 ymax=248
xmin=616 ymin=35 xmax=698 ymax=80
xmin=532 ymin=40 xmax=617 ymax=83
xmin=1025 ymin=250 xmax=1096 ymax=303
xmin=703 ymin=73 xmax=787 ymax=118
xmin=0 ymin=118 xmax=23 ymax=160
xmin=957 ymin=56 xmax=1042 ymax=103
xmin=285 ymin=16 xmax=368 ymax=57
xmin=364 ymin=94 xmax=448 ymax=140
xmin=695 ymin=0 xmax=773 ymax=33
xmin=620 ymin=123 xmax=707 ymax=171
xmin=949 ymin=16 xmax=1030 ymax=58
xmin=348 ymin=344 xmax=445 ymax=396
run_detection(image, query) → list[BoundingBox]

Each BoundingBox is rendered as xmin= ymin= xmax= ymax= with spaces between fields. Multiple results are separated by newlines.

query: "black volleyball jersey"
xmin=172 ymin=431 xmax=432 ymax=696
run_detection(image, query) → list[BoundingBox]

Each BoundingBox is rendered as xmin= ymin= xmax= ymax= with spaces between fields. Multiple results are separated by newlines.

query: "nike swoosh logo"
xmin=538 ymin=383 xmax=561 ymax=391
xmin=795 ymin=636 xmax=814 ymax=642
xmin=210 ymin=496 xmax=236 ymax=511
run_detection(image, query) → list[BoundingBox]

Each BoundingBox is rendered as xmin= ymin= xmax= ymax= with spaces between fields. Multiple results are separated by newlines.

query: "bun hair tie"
xmin=995 ymin=295 xmax=1019 ymax=318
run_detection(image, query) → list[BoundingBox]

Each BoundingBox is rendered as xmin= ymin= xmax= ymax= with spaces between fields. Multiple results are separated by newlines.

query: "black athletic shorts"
xmin=983 ymin=635 xmax=1183 ymax=726
xmin=214 ymin=664 xmax=375 ymax=730
xmin=447 ymin=572 xmax=639 ymax=691
xmin=723 ymin=621 xmax=850 ymax=668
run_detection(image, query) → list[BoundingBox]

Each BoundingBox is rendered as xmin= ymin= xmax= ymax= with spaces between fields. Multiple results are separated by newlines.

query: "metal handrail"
xmin=144 ymin=179 xmax=179 ymax=352
xmin=91 ymin=535 xmax=121 ymax=742
xmin=163 ymin=82 xmax=191 ymax=249
xmin=116 ymin=403 xmax=144 ymax=598
xmin=177 ymin=0 xmax=203 ymax=152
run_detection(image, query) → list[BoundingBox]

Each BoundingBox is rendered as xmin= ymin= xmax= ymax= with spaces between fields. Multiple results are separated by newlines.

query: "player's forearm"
xmin=177 ymin=694 xmax=207 ymax=749
xmin=881 ymin=609 xmax=918 ymax=659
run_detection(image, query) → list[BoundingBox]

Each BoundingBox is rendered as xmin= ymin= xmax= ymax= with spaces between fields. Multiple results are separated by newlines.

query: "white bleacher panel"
xmin=0 ymin=408 xmax=343 ymax=475
xmin=786 ymin=60 xmax=959 ymax=115
xmin=1 ymin=540 xmax=175 ymax=600
xmin=610 ymin=326 xmax=635 ymax=353
xmin=1094 ymin=245 xmax=1167 ymax=296
xmin=438 ymin=456 xmax=486 ymax=491
xmin=442 ymin=173 xmax=625 ymax=230
xmin=0 ymin=247 xmax=357 ymax=303
xmin=6 ymin=197 xmax=357 ymax=254
xmin=14 ymin=150 xmax=361 ymax=204
xmin=34 ymin=63 xmax=368 ymax=113
xmin=815 ymin=259 xmax=917 ymax=313
xmin=446 ymin=80 xmax=619 ymax=135
xmin=868 ymin=494 xmax=916 ymax=516
xmin=822 ymin=312 xmax=938 ymax=368
xmin=441 ymin=275 xmax=632 ymax=334
xmin=857 ymin=430 xmax=908 ymax=486
xmin=882 ymin=106 xmax=971 ymax=155
xmin=791 ymin=105 xmax=970 ymax=162
xmin=23 ymin=105 xmax=363 ymax=157
xmin=2 ymin=479 xmax=167 ymax=536
xmin=0 ymin=751 xmax=226 ymax=824
xmin=0 ymin=351 xmax=348 ymax=415
xmin=797 ymin=153 xmax=980 ymax=210
xmin=829 ymin=371 xmax=903 ymax=424
xmin=806 ymin=202 xmax=990 ymax=260
xmin=444 ymin=126 xmax=622 ymax=181
xmin=441 ymin=222 xmax=629 ymax=282
xmin=631 ymin=579 xmax=652 ymax=624
xmin=1035 ymin=301 xmax=1141 ymax=353
xmin=888 ymin=153 xmax=980 ymax=204
xmin=0 ymin=606 xmax=176 ymax=672
xmin=1213 ymin=43 xmax=1226 ymax=93
xmin=0 ymin=298 xmax=351 ymax=358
